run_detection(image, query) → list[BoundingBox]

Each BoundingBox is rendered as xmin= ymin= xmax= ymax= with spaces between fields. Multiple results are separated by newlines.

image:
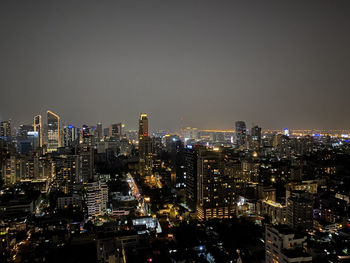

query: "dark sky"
xmin=1 ymin=1 xmax=350 ymax=131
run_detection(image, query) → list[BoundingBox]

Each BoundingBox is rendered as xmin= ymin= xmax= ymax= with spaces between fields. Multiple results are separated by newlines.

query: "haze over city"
xmin=1 ymin=0 xmax=350 ymax=130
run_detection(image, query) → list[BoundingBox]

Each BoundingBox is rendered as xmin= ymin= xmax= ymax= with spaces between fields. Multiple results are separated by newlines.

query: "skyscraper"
xmin=139 ymin=113 xmax=149 ymax=140
xmin=287 ymin=191 xmax=313 ymax=231
xmin=47 ymin=110 xmax=60 ymax=152
xmin=0 ymin=120 xmax=12 ymax=141
xmin=96 ymin=122 xmax=102 ymax=141
xmin=184 ymin=145 xmax=199 ymax=211
xmin=196 ymin=148 xmax=235 ymax=220
xmin=250 ymin=125 xmax=262 ymax=151
xmin=235 ymin=121 xmax=247 ymax=148
xmin=33 ymin=115 xmax=43 ymax=147
xmin=63 ymin=125 xmax=79 ymax=147
xmin=138 ymin=114 xmax=152 ymax=175
xmin=109 ymin=123 xmax=122 ymax=138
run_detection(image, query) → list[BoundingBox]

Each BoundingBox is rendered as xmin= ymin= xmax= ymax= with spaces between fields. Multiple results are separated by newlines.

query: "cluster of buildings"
xmin=0 ymin=114 xmax=349 ymax=262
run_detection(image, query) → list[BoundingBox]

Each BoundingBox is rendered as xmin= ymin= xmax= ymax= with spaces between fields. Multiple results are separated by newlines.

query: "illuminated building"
xmin=33 ymin=115 xmax=43 ymax=147
xmin=77 ymin=143 xmax=94 ymax=182
xmin=138 ymin=114 xmax=152 ymax=175
xmin=18 ymin=124 xmax=33 ymax=140
xmin=184 ymin=145 xmax=199 ymax=211
xmin=265 ymin=225 xmax=312 ymax=263
xmin=109 ymin=123 xmax=122 ymax=138
xmin=96 ymin=122 xmax=102 ymax=141
xmin=139 ymin=113 xmax=149 ymax=140
xmin=63 ymin=125 xmax=79 ymax=147
xmin=47 ymin=110 xmax=60 ymax=152
xmin=250 ymin=125 xmax=262 ymax=151
xmin=196 ymin=148 xmax=235 ymax=220
xmin=286 ymin=191 xmax=313 ymax=231
xmin=235 ymin=121 xmax=246 ymax=148
xmin=0 ymin=120 xmax=11 ymax=141
xmin=86 ymin=180 xmax=108 ymax=218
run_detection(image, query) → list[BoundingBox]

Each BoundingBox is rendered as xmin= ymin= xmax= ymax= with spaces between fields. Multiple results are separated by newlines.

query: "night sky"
xmin=1 ymin=1 xmax=350 ymax=131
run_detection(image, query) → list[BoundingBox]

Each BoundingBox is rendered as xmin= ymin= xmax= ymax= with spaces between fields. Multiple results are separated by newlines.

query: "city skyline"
xmin=1 ymin=1 xmax=350 ymax=130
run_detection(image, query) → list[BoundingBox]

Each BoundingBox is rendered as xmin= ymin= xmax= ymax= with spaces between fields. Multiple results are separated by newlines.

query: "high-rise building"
xmin=265 ymin=225 xmax=312 ymax=263
xmin=196 ymin=147 xmax=235 ymax=220
xmin=235 ymin=121 xmax=246 ymax=148
xmin=33 ymin=115 xmax=43 ymax=147
xmin=286 ymin=191 xmax=313 ymax=231
xmin=138 ymin=114 xmax=152 ymax=175
xmin=86 ymin=180 xmax=108 ymax=218
xmin=63 ymin=125 xmax=79 ymax=147
xmin=0 ymin=120 xmax=12 ymax=141
xmin=109 ymin=123 xmax=122 ymax=138
xmin=47 ymin=110 xmax=60 ymax=152
xmin=139 ymin=113 xmax=149 ymax=140
xmin=96 ymin=122 xmax=102 ymax=141
xmin=18 ymin=125 xmax=33 ymax=140
xmin=184 ymin=145 xmax=199 ymax=211
xmin=250 ymin=125 xmax=262 ymax=151
xmin=77 ymin=143 xmax=94 ymax=182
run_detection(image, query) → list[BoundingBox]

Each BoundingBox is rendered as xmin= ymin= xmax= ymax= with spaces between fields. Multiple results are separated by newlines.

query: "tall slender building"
xmin=0 ymin=120 xmax=12 ymax=141
xmin=235 ymin=121 xmax=247 ymax=148
xmin=109 ymin=123 xmax=122 ymax=138
xmin=33 ymin=115 xmax=43 ymax=147
xmin=138 ymin=113 xmax=152 ymax=175
xmin=196 ymin=148 xmax=235 ymax=220
xmin=250 ymin=125 xmax=262 ymax=151
xmin=139 ymin=113 xmax=149 ymax=140
xmin=96 ymin=122 xmax=102 ymax=141
xmin=47 ymin=110 xmax=60 ymax=152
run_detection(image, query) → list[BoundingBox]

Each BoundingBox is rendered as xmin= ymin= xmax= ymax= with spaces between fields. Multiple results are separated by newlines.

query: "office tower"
xmin=138 ymin=114 xmax=152 ymax=175
xmin=63 ymin=125 xmax=79 ymax=147
xmin=96 ymin=122 xmax=102 ymax=141
xmin=265 ymin=225 xmax=312 ymax=263
xmin=182 ymin=127 xmax=199 ymax=142
xmin=235 ymin=121 xmax=246 ymax=148
xmin=196 ymin=148 xmax=234 ymax=220
xmin=27 ymin=131 xmax=40 ymax=150
xmin=77 ymin=143 xmax=94 ymax=182
xmin=1 ymin=156 xmax=17 ymax=184
xmin=103 ymin=128 xmax=109 ymax=137
xmin=139 ymin=113 xmax=149 ymax=140
xmin=184 ymin=145 xmax=199 ymax=211
xmin=250 ymin=125 xmax=262 ymax=151
xmin=109 ymin=123 xmax=122 ymax=138
xmin=0 ymin=120 xmax=12 ymax=141
xmin=47 ymin=110 xmax=60 ymax=152
xmin=81 ymin=125 xmax=90 ymax=138
xmin=33 ymin=115 xmax=43 ymax=147
xmin=54 ymin=154 xmax=79 ymax=193
xmin=18 ymin=125 xmax=33 ymax=140
xmin=287 ymin=191 xmax=313 ymax=231
xmin=86 ymin=180 xmax=108 ymax=218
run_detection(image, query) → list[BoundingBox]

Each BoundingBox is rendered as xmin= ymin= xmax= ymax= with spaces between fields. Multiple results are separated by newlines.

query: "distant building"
xmin=47 ymin=110 xmax=60 ymax=152
xmin=63 ymin=125 xmax=79 ymax=147
xmin=0 ymin=120 xmax=12 ymax=141
xmin=235 ymin=121 xmax=246 ymax=148
xmin=109 ymin=123 xmax=122 ymax=138
xmin=250 ymin=125 xmax=262 ymax=151
xmin=96 ymin=122 xmax=103 ymax=141
xmin=138 ymin=114 xmax=152 ymax=175
xmin=33 ymin=115 xmax=43 ymax=147
xmin=184 ymin=146 xmax=199 ymax=211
